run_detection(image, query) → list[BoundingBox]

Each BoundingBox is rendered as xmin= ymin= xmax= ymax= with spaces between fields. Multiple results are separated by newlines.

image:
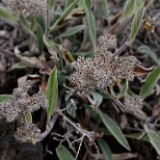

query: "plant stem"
xmin=112 ymin=40 xmax=129 ymax=58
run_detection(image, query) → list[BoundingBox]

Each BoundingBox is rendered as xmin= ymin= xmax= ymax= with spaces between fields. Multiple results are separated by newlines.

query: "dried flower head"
xmin=14 ymin=123 xmax=41 ymax=143
xmin=6 ymin=0 xmax=47 ymax=17
xmin=124 ymin=95 xmax=143 ymax=112
xmin=0 ymin=81 xmax=49 ymax=122
xmin=70 ymin=33 xmax=140 ymax=95
xmin=0 ymin=103 xmax=19 ymax=122
xmin=113 ymin=56 xmax=140 ymax=81
xmin=97 ymin=33 xmax=117 ymax=49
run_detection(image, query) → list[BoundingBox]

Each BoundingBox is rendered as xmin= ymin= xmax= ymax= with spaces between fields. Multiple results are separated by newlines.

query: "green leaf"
xmin=12 ymin=63 xmax=27 ymax=70
xmin=97 ymin=139 xmax=112 ymax=160
xmin=140 ymin=65 xmax=160 ymax=99
xmin=134 ymin=0 xmax=144 ymax=11
xmin=25 ymin=111 xmax=32 ymax=125
xmin=101 ymin=0 xmax=110 ymax=24
xmin=56 ymin=145 xmax=74 ymax=160
xmin=66 ymin=99 xmax=77 ymax=118
xmin=0 ymin=94 xmax=12 ymax=103
xmin=125 ymin=133 xmax=149 ymax=142
xmin=50 ymin=0 xmax=79 ymax=31
xmin=84 ymin=104 xmax=98 ymax=119
xmin=148 ymin=130 xmax=160 ymax=155
xmin=117 ymin=80 xmax=128 ymax=99
xmin=37 ymin=23 xmax=44 ymax=53
xmin=50 ymin=0 xmax=55 ymax=10
xmin=129 ymin=8 xmax=144 ymax=44
xmin=58 ymin=25 xmax=86 ymax=38
xmin=0 ymin=6 xmax=16 ymax=21
xmin=47 ymin=67 xmax=58 ymax=120
xmin=91 ymin=91 xmax=103 ymax=106
xmin=138 ymin=45 xmax=159 ymax=65
xmin=83 ymin=0 xmax=96 ymax=48
xmin=98 ymin=110 xmax=130 ymax=151
xmin=123 ymin=0 xmax=135 ymax=16
xmin=66 ymin=0 xmax=74 ymax=7
xmin=19 ymin=15 xmax=34 ymax=37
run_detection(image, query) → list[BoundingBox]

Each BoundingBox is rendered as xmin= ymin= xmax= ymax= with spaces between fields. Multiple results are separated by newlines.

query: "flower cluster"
xmin=124 ymin=94 xmax=143 ymax=112
xmin=14 ymin=123 xmax=41 ymax=143
xmin=0 ymin=81 xmax=48 ymax=122
xmin=6 ymin=0 xmax=47 ymax=16
xmin=0 ymin=81 xmax=48 ymax=143
xmin=70 ymin=33 xmax=140 ymax=95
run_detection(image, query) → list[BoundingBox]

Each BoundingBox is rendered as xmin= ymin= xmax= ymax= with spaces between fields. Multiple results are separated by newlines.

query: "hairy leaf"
xmin=19 ymin=15 xmax=34 ymax=37
xmin=123 ymin=0 xmax=135 ymax=16
xmin=117 ymin=80 xmax=128 ymax=99
xmin=58 ymin=25 xmax=86 ymax=38
xmin=99 ymin=110 xmax=130 ymax=151
xmin=50 ymin=0 xmax=79 ymax=31
xmin=37 ymin=23 xmax=44 ymax=53
xmin=138 ymin=45 xmax=159 ymax=65
xmin=0 ymin=6 xmax=16 ymax=21
xmin=83 ymin=0 xmax=96 ymax=48
xmin=47 ymin=67 xmax=58 ymax=120
xmin=140 ymin=65 xmax=160 ymax=99
xmin=130 ymin=8 xmax=144 ymax=44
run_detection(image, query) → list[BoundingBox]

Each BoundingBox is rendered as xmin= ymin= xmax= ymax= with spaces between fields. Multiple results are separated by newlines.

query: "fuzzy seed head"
xmin=124 ymin=95 xmax=143 ymax=112
xmin=6 ymin=0 xmax=47 ymax=17
xmin=14 ymin=123 xmax=41 ymax=143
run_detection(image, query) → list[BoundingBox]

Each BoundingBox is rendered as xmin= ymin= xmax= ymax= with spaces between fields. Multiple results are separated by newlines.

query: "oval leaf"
xmin=97 ymin=139 xmax=112 ymax=160
xmin=47 ymin=67 xmax=58 ymax=120
xmin=140 ymin=65 xmax=160 ymax=99
xmin=25 ymin=111 xmax=32 ymax=125
xmin=98 ymin=110 xmax=130 ymax=151
xmin=56 ymin=145 xmax=74 ymax=160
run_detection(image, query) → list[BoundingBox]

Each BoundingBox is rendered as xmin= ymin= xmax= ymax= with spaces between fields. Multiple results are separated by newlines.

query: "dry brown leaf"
xmin=17 ymin=74 xmax=41 ymax=87
xmin=152 ymin=100 xmax=160 ymax=117
xmin=15 ymin=52 xmax=45 ymax=69
xmin=134 ymin=65 xmax=154 ymax=77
